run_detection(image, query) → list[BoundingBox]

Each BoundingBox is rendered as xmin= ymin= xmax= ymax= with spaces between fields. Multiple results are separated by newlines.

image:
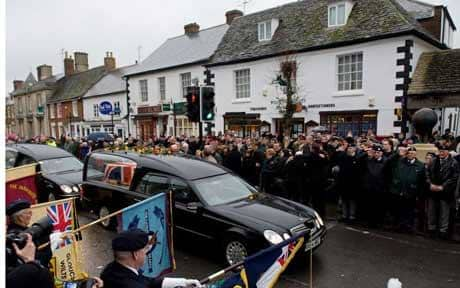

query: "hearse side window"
xmin=87 ymin=153 xmax=136 ymax=188
xmin=16 ymin=153 xmax=36 ymax=166
xmin=170 ymin=178 xmax=198 ymax=204
xmin=6 ymin=149 xmax=18 ymax=169
xmin=136 ymin=173 xmax=169 ymax=196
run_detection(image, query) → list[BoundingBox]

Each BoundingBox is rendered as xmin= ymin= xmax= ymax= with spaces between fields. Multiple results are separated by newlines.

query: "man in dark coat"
xmin=224 ymin=145 xmax=242 ymax=175
xmin=285 ymin=151 xmax=306 ymax=203
xmin=101 ymin=229 xmax=202 ymax=288
xmin=426 ymin=144 xmax=459 ymax=239
xmin=305 ymin=143 xmax=329 ymax=217
xmin=387 ymin=146 xmax=426 ymax=232
xmin=261 ymin=148 xmax=282 ymax=196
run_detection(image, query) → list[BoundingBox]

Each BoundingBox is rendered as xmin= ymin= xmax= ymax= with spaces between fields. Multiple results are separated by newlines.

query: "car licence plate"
xmin=305 ymin=237 xmax=321 ymax=251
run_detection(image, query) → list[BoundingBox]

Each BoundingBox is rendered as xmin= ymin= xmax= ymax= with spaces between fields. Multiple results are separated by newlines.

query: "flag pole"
xmin=309 ymin=230 xmax=313 ymax=288
xmin=199 ymin=261 xmax=244 ymax=284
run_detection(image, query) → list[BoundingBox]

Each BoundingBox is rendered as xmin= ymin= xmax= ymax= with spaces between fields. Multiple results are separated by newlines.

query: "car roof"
xmin=7 ymin=144 xmax=74 ymax=161
xmin=91 ymin=150 xmax=229 ymax=181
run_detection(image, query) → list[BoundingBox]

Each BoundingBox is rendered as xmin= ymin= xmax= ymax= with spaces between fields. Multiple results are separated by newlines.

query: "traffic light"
xmin=186 ymin=86 xmax=200 ymax=122
xmin=201 ymin=86 xmax=215 ymax=121
xmin=125 ymin=79 xmax=131 ymax=113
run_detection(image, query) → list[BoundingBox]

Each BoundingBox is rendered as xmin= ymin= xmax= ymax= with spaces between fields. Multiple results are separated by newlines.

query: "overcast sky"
xmin=5 ymin=0 xmax=460 ymax=95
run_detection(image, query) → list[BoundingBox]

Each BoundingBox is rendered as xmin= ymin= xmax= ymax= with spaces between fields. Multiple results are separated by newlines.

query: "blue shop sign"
xmin=99 ymin=101 xmax=113 ymax=115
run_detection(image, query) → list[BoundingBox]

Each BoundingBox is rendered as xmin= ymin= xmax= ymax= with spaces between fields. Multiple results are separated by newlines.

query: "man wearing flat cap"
xmin=387 ymin=146 xmax=425 ymax=232
xmin=426 ymin=144 xmax=459 ymax=239
xmin=101 ymin=228 xmax=203 ymax=288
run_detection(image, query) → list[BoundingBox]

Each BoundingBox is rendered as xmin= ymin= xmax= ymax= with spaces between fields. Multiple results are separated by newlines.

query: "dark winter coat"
xmin=388 ymin=158 xmax=425 ymax=199
xmin=426 ymin=156 xmax=459 ymax=201
xmin=363 ymin=157 xmax=387 ymax=195
xmin=335 ymin=151 xmax=364 ymax=199
xmin=101 ymin=261 xmax=163 ymax=288
xmin=224 ymin=149 xmax=242 ymax=175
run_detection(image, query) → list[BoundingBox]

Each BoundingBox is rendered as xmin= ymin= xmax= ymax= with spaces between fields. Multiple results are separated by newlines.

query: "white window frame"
xmin=258 ymin=20 xmax=272 ymax=41
xmin=180 ymin=73 xmax=191 ymax=97
xmin=158 ymin=77 xmax=166 ymax=101
xmin=57 ymin=103 xmax=63 ymax=118
xmin=72 ymin=101 xmax=78 ymax=117
xmin=50 ymin=104 xmax=55 ymax=119
xmin=234 ymin=69 xmax=251 ymax=100
xmin=140 ymin=79 xmax=148 ymax=102
xmin=93 ymin=104 xmax=99 ymax=117
xmin=328 ymin=3 xmax=346 ymax=27
xmin=114 ymin=101 xmax=121 ymax=115
xmin=337 ymin=52 xmax=363 ymax=92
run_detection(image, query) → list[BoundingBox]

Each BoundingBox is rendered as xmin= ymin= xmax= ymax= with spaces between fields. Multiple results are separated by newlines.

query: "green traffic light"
xmin=206 ymin=113 xmax=214 ymax=120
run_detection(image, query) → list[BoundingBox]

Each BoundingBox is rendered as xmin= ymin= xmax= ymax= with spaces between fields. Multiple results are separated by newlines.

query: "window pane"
xmin=266 ymin=21 xmax=271 ymax=39
xmin=337 ymin=4 xmax=345 ymax=25
xmin=329 ymin=6 xmax=336 ymax=26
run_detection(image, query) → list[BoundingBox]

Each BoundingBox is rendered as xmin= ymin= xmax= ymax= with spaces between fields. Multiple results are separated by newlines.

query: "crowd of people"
xmin=7 ymin=129 xmax=460 ymax=239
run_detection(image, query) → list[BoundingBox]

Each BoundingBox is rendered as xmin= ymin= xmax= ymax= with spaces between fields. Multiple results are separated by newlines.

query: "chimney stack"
xmin=13 ymin=80 xmax=24 ymax=91
xmin=64 ymin=51 xmax=75 ymax=77
xmin=37 ymin=65 xmax=53 ymax=81
xmin=74 ymin=52 xmax=89 ymax=73
xmin=104 ymin=52 xmax=116 ymax=71
xmin=184 ymin=23 xmax=200 ymax=35
xmin=225 ymin=10 xmax=243 ymax=25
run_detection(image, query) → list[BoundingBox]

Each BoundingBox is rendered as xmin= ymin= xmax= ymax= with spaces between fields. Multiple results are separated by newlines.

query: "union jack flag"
xmin=46 ymin=201 xmax=74 ymax=248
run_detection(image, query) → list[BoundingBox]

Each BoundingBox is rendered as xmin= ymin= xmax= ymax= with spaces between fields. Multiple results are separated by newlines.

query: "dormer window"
xmin=258 ymin=21 xmax=272 ymax=41
xmin=329 ymin=3 xmax=346 ymax=27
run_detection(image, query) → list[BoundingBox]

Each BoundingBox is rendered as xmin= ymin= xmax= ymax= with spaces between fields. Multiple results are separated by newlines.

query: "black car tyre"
xmin=223 ymin=235 xmax=249 ymax=266
xmin=99 ymin=205 xmax=116 ymax=230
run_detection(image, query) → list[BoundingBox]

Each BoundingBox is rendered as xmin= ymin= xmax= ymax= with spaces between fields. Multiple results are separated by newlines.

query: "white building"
xmin=123 ymin=12 xmax=239 ymax=140
xmin=82 ymin=53 xmax=134 ymax=139
xmin=207 ymin=0 xmax=456 ymax=137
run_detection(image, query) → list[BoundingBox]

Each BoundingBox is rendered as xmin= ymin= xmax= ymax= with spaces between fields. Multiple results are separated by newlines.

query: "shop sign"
xmin=250 ymin=107 xmax=267 ymax=111
xmin=173 ymin=102 xmax=187 ymax=115
xmin=162 ymin=104 xmax=171 ymax=112
xmin=137 ymin=105 xmax=162 ymax=114
xmin=99 ymin=101 xmax=113 ymax=115
xmin=307 ymin=104 xmax=336 ymax=109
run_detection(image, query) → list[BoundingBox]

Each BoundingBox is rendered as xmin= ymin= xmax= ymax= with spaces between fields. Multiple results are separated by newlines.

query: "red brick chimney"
xmin=37 ymin=65 xmax=53 ymax=81
xmin=225 ymin=10 xmax=243 ymax=25
xmin=104 ymin=52 xmax=116 ymax=71
xmin=64 ymin=52 xmax=75 ymax=77
xmin=13 ymin=80 xmax=24 ymax=91
xmin=184 ymin=23 xmax=200 ymax=35
xmin=417 ymin=6 xmax=443 ymax=41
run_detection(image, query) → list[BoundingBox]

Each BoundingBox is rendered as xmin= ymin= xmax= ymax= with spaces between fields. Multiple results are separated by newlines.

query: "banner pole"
xmin=309 ymin=230 xmax=313 ymax=288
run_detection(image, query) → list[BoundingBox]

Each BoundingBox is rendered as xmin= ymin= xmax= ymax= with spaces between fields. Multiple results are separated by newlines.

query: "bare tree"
xmin=272 ymin=54 xmax=301 ymax=137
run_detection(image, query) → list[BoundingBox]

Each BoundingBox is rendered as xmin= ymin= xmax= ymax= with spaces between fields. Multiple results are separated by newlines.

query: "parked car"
xmin=87 ymin=132 xmax=114 ymax=142
xmin=82 ymin=151 xmax=326 ymax=265
xmin=6 ymin=144 xmax=91 ymax=202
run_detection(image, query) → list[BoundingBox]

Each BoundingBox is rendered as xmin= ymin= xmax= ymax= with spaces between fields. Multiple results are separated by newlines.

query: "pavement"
xmin=78 ymin=212 xmax=460 ymax=288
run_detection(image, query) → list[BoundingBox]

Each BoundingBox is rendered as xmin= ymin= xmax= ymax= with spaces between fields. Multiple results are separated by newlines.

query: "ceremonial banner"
xmin=49 ymin=233 xmax=86 ymax=282
xmin=118 ymin=192 xmax=175 ymax=278
xmin=5 ymin=163 xmax=38 ymax=205
xmin=208 ymin=233 xmax=306 ymax=288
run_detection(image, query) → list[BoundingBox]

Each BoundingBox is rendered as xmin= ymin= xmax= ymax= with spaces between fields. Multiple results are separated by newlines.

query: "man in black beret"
xmin=6 ymin=199 xmax=32 ymax=233
xmin=101 ymin=229 xmax=203 ymax=288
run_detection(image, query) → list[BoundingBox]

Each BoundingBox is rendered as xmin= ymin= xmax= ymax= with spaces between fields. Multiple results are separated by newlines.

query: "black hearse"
xmin=82 ymin=151 xmax=326 ymax=265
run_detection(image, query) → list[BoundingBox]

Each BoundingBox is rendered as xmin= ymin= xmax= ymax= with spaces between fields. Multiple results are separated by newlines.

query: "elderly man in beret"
xmin=101 ymin=229 xmax=203 ymax=288
xmin=6 ymin=199 xmax=33 ymax=234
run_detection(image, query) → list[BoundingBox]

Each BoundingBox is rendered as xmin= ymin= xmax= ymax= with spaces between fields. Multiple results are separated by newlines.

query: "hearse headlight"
xmin=314 ymin=211 xmax=324 ymax=227
xmin=72 ymin=185 xmax=79 ymax=193
xmin=283 ymin=233 xmax=291 ymax=240
xmin=264 ymin=230 xmax=283 ymax=244
xmin=60 ymin=185 xmax=73 ymax=194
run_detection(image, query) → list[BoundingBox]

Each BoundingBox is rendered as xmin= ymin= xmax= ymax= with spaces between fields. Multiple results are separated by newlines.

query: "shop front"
xmin=274 ymin=118 xmax=305 ymax=136
xmin=223 ymin=113 xmax=270 ymax=137
xmin=320 ymin=110 xmax=378 ymax=137
xmin=134 ymin=105 xmax=162 ymax=141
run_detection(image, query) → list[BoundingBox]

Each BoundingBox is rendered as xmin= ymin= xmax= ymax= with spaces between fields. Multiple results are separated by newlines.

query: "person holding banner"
xmin=101 ymin=229 xmax=203 ymax=288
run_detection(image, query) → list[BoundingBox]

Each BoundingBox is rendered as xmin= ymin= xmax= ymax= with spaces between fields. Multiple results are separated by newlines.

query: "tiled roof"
xmin=209 ymin=0 xmax=444 ymax=66
xmin=125 ymin=24 xmax=229 ymax=76
xmin=10 ymin=73 xmax=63 ymax=96
xmin=408 ymin=49 xmax=460 ymax=96
xmin=84 ymin=65 xmax=136 ymax=98
xmin=396 ymin=0 xmax=434 ymax=20
xmin=48 ymin=66 xmax=107 ymax=103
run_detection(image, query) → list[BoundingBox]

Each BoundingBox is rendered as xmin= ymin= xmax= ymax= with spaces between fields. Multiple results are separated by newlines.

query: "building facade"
xmin=82 ymin=54 xmax=133 ymax=139
xmin=6 ymin=96 xmax=16 ymax=135
xmin=207 ymin=0 xmax=455 ymax=137
xmin=124 ymin=16 xmax=233 ymax=140
xmin=47 ymin=52 xmax=107 ymax=139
